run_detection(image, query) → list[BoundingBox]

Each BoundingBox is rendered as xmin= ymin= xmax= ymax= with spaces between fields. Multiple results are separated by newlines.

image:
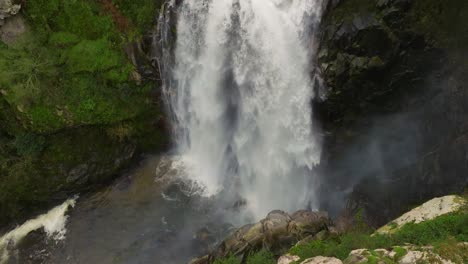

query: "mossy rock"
xmin=0 ymin=0 xmax=169 ymax=227
xmin=0 ymin=118 xmax=168 ymax=226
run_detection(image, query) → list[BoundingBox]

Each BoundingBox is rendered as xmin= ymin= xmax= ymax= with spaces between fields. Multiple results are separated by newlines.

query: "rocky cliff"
xmin=199 ymin=195 xmax=467 ymax=264
xmin=0 ymin=0 xmax=168 ymax=227
xmin=316 ymin=0 xmax=468 ymax=226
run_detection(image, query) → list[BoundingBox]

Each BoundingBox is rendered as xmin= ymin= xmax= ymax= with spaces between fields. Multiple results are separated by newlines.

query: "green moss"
xmin=0 ymin=35 xmax=58 ymax=109
xmin=26 ymin=0 xmax=116 ymax=40
xmin=112 ymin=0 xmax=164 ymax=36
xmin=64 ymin=38 xmax=123 ymax=73
xmin=13 ymin=133 xmax=46 ymax=156
xmin=0 ymin=33 xmax=150 ymax=133
xmin=392 ymin=246 xmax=407 ymax=260
xmin=28 ymin=105 xmax=67 ymax=132
xmin=364 ymin=255 xmax=379 ymax=264
xmin=0 ymin=0 xmax=168 ymax=227
xmin=49 ymin=32 xmax=80 ymax=47
xmin=0 ymin=0 xmax=160 ymax=133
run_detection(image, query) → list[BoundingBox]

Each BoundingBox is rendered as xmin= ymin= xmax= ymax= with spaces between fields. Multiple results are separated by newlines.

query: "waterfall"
xmin=161 ymin=0 xmax=325 ymax=220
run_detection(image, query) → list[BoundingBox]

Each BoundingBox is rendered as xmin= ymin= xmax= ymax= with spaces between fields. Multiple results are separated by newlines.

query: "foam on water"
xmin=163 ymin=0 xmax=325 ymax=220
xmin=0 ymin=198 xmax=76 ymax=263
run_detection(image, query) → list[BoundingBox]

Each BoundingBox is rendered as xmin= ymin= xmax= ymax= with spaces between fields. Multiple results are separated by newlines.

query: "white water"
xmin=0 ymin=198 xmax=76 ymax=264
xmin=164 ymin=0 xmax=325 ymax=220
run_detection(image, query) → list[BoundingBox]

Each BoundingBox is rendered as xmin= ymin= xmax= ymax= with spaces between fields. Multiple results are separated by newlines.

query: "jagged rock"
xmin=342 ymin=245 xmax=459 ymax=264
xmin=0 ymin=0 xmax=20 ymax=24
xmin=376 ymin=195 xmax=466 ymax=234
xmin=398 ymin=249 xmax=454 ymax=264
xmin=195 ymin=210 xmax=331 ymax=264
xmin=317 ymin=0 xmax=468 ymax=228
xmin=301 ymin=256 xmax=343 ymax=264
xmin=344 ymin=249 xmax=369 ymax=263
xmin=277 ymin=254 xmax=300 ymax=264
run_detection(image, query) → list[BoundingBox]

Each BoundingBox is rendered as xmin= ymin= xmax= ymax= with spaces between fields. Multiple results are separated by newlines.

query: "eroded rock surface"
xmin=302 ymin=256 xmax=343 ymax=264
xmin=317 ymin=0 xmax=468 ymax=227
xmin=0 ymin=0 xmax=20 ymax=24
xmin=191 ymin=210 xmax=331 ymax=264
xmin=377 ymin=195 xmax=466 ymax=234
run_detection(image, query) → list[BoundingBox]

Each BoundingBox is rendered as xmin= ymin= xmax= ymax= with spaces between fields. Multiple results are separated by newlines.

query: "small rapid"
xmin=0 ymin=156 xmax=232 ymax=264
xmin=0 ymin=198 xmax=76 ymax=264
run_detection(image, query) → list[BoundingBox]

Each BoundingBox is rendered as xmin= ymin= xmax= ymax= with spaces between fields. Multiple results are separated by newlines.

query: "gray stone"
xmin=1 ymin=15 xmax=27 ymax=44
xmin=206 ymin=210 xmax=331 ymax=262
xmin=301 ymin=256 xmax=343 ymax=264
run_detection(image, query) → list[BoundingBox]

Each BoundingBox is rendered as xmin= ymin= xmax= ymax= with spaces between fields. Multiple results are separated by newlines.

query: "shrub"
xmin=13 ymin=133 xmax=46 ymax=156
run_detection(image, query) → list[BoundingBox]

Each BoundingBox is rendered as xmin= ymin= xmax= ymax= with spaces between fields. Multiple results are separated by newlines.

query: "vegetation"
xmin=213 ymin=250 xmax=276 ymax=264
xmin=215 ymin=206 xmax=467 ymax=264
xmin=290 ymin=208 xmax=468 ymax=263
xmin=0 ymin=0 xmax=159 ymax=133
xmin=111 ymin=0 xmax=164 ymax=37
xmin=0 ymin=0 xmax=167 ymax=226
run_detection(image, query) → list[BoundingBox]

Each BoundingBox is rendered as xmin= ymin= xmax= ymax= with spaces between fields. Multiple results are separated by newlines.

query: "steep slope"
xmin=0 ymin=0 xmax=168 ymax=227
xmin=316 ymin=0 xmax=468 ymax=225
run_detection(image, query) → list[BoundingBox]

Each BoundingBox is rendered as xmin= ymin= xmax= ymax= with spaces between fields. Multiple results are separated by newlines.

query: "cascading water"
xmin=163 ymin=0 xmax=326 ymax=221
xmin=0 ymin=2 xmax=326 ymax=263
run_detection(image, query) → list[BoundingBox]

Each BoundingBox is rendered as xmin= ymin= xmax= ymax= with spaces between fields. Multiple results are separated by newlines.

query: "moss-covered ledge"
xmin=0 ymin=0 xmax=169 ymax=227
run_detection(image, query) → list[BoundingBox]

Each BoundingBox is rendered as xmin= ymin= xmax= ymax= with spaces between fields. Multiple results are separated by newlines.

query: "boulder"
xmin=301 ymin=257 xmax=343 ymax=264
xmin=317 ymin=0 xmax=468 ymax=228
xmin=343 ymin=245 xmax=459 ymax=264
xmin=398 ymin=250 xmax=454 ymax=264
xmin=196 ymin=210 xmax=331 ymax=263
xmin=277 ymin=254 xmax=300 ymax=264
xmin=376 ymin=195 xmax=466 ymax=234
xmin=0 ymin=0 xmax=20 ymax=24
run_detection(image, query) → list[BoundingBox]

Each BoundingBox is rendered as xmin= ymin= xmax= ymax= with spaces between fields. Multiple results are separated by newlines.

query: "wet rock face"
xmin=192 ymin=210 xmax=331 ymax=264
xmin=317 ymin=0 xmax=468 ymax=225
xmin=317 ymin=0 xmax=421 ymax=124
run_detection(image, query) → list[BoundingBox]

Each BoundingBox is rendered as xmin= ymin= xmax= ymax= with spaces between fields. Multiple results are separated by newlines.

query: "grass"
xmin=212 ymin=203 xmax=468 ymax=264
xmin=213 ymin=250 xmax=276 ymax=264
xmin=290 ymin=209 xmax=468 ymax=263
xmin=0 ymin=0 xmax=161 ymax=133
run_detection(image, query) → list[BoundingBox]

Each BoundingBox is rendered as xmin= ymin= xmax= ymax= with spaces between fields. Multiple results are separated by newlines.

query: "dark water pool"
xmin=9 ymin=156 xmax=236 ymax=264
